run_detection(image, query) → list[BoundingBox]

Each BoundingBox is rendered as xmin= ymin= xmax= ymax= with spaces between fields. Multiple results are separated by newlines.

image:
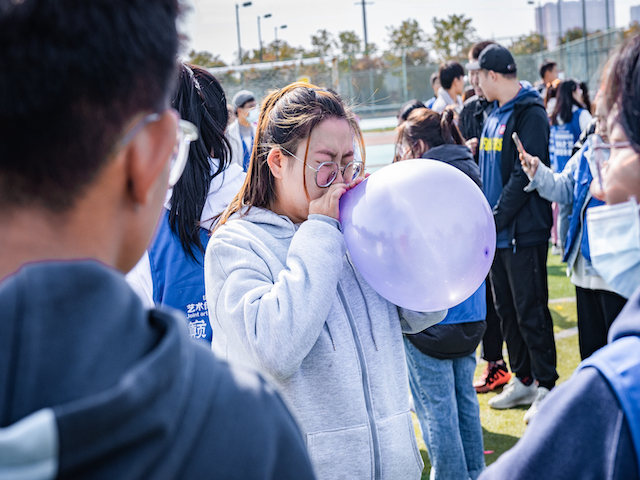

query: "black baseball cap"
xmin=466 ymin=44 xmax=517 ymax=74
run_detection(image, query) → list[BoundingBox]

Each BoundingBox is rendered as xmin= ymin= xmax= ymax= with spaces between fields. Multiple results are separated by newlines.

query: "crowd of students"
xmin=393 ymin=37 xmax=640 ymax=479
xmin=1 ymin=1 xmax=640 ymax=479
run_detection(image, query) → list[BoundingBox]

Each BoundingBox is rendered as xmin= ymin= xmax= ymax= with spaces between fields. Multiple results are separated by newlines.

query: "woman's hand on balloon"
xmin=309 ymin=177 xmax=364 ymax=220
xmin=519 ymin=151 xmax=539 ymax=178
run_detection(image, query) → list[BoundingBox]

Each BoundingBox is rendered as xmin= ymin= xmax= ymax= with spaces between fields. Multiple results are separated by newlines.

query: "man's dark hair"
xmin=470 ymin=41 xmax=497 ymax=61
xmin=539 ymin=60 xmax=557 ymax=80
xmin=439 ymin=61 xmax=465 ymax=90
xmin=0 ymin=0 xmax=180 ymax=211
xmin=397 ymin=99 xmax=426 ymax=124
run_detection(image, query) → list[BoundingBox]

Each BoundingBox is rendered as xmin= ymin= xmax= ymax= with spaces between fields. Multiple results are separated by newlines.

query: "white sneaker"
xmin=488 ymin=377 xmax=538 ymax=409
xmin=523 ymin=386 xmax=550 ymax=424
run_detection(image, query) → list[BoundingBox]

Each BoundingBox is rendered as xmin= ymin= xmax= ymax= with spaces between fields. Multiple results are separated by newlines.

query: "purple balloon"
xmin=339 ymin=159 xmax=496 ymax=311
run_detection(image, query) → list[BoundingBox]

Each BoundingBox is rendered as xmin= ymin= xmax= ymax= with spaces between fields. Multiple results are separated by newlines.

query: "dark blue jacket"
xmin=0 ymin=261 xmax=316 ymax=480
xmin=478 ymin=285 xmax=640 ymax=480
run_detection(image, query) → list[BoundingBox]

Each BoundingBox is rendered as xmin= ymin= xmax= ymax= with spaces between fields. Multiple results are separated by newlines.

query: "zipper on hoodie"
xmin=345 ymin=255 xmax=378 ymax=350
xmin=337 ymin=282 xmax=381 ymax=480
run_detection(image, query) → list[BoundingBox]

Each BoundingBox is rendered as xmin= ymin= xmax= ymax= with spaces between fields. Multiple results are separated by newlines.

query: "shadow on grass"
xmin=547 ymin=263 xmax=567 ymax=279
xmin=482 ymin=426 xmax=520 ymax=466
xmin=550 ymin=304 xmax=577 ymax=330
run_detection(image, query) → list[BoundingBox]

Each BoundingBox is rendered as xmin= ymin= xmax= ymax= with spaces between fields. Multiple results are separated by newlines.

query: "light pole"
xmin=258 ymin=13 xmax=272 ymax=63
xmin=528 ymin=0 xmax=544 ymax=52
xmin=235 ymin=1 xmax=252 ymax=66
xmin=582 ymin=0 xmax=589 ymax=81
xmin=274 ymin=25 xmax=287 ymax=61
xmin=557 ymin=0 xmax=563 ymax=48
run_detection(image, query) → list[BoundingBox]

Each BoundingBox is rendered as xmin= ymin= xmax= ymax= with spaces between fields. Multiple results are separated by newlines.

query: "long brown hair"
xmin=216 ymin=82 xmax=365 ymax=229
xmin=395 ymin=107 xmax=465 ymax=160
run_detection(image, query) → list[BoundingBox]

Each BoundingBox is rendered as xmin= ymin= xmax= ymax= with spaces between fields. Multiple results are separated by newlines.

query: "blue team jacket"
xmin=148 ymin=209 xmax=212 ymax=344
xmin=550 ymin=110 xmax=583 ymax=173
xmin=562 ymin=142 xmax=604 ymax=263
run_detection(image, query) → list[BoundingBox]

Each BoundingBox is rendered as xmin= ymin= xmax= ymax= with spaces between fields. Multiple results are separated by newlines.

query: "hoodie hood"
xmin=229 ymin=206 xmax=299 ymax=239
xmin=0 ymin=261 xmax=218 ymax=479
xmin=496 ymin=82 xmax=542 ymax=115
xmin=421 ymin=144 xmax=482 ymax=189
xmin=423 ymin=144 xmax=475 ymax=163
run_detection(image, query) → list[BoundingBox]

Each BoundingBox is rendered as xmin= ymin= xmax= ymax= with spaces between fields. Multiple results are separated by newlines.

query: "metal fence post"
xmin=402 ymin=49 xmax=408 ymax=103
xmin=369 ymin=68 xmax=375 ymax=106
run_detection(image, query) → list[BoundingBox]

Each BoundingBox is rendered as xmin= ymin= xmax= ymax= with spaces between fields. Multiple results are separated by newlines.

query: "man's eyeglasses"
xmin=119 ymin=109 xmax=198 ymax=187
xmin=280 ymin=147 xmax=364 ymax=188
xmin=591 ymin=135 xmax=633 ymax=190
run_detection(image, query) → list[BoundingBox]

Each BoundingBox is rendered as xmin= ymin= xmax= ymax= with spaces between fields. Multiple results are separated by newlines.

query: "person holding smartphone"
xmin=469 ymin=44 xmax=557 ymax=424
xmin=479 ymin=34 xmax=640 ymax=480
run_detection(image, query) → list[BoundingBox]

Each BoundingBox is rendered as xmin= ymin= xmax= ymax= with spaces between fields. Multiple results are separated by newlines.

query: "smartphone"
xmin=512 ymin=132 xmax=530 ymax=168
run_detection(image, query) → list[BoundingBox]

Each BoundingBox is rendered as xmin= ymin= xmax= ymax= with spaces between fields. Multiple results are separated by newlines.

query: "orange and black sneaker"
xmin=473 ymin=361 xmax=511 ymax=393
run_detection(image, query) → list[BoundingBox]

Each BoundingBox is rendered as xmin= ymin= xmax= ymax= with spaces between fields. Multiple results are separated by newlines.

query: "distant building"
xmin=535 ymin=0 xmax=616 ymax=49
xmin=631 ymin=5 xmax=640 ymax=25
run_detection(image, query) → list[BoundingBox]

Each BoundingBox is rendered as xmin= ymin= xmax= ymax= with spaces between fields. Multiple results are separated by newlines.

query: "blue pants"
xmin=404 ymin=337 xmax=485 ymax=480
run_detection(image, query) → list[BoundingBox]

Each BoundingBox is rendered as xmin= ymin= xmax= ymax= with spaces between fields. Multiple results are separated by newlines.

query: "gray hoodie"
xmin=205 ymin=207 xmax=446 ymax=480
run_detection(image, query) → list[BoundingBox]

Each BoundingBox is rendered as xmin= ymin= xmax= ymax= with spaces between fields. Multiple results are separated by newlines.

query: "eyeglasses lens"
xmin=315 ymin=161 xmax=363 ymax=187
xmin=168 ymin=119 xmax=198 ymax=187
xmin=317 ymin=163 xmax=338 ymax=187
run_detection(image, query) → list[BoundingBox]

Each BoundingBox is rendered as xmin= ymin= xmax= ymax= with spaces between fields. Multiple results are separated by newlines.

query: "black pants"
xmin=489 ymin=244 xmax=558 ymax=389
xmin=575 ymin=286 xmax=627 ymax=360
xmin=481 ymin=275 xmax=505 ymax=363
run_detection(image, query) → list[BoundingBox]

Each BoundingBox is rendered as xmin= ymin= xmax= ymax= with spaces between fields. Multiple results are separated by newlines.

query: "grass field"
xmin=415 ymin=247 xmax=580 ymax=479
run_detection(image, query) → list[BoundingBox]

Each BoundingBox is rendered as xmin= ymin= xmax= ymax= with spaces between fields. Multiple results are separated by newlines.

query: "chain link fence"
xmin=214 ymin=29 xmax=623 ymax=119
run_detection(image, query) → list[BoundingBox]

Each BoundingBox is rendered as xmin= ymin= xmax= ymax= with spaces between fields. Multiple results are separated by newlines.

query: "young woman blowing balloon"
xmin=204 ymin=83 xmax=447 ymax=480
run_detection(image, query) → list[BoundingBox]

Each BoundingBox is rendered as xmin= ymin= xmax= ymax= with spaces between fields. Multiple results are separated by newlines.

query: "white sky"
xmin=180 ymin=0 xmax=639 ymax=65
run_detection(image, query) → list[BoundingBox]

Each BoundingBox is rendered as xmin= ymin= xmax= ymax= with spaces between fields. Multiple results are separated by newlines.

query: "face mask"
xmin=246 ymin=108 xmax=259 ymax=126
xmin=586 ymin=196 xmax=640 ymax=299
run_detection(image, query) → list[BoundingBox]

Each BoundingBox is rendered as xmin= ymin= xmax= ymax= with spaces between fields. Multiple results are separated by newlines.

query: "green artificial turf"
xmin=546 ymin=246 xmax=576 ymax=300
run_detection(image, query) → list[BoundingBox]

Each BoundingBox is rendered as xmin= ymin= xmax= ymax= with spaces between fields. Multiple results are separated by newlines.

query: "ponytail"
xmin=397 ymin=107 xmax=465 ymax=155
xmin=440 ymin=108 xmax=465 ymax=145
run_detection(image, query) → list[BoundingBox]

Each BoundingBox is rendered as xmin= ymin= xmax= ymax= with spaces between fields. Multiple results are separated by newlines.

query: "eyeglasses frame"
xmin=118 ymin=109 xmax=199 ymax=187
xmin=279 ymin=146 xmax=364 ymax=188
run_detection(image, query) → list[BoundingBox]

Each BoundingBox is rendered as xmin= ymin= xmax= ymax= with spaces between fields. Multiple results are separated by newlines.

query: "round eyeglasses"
xmin=280 ymin=147 xmax=364 ymax=188
xmin=119 ymin=109 xmax=199 ymax=187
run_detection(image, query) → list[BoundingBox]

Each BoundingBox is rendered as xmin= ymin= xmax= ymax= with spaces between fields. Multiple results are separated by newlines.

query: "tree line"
xmin=188 ymin=14 xmax=548 ymax=70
